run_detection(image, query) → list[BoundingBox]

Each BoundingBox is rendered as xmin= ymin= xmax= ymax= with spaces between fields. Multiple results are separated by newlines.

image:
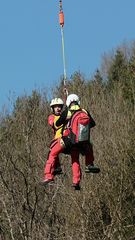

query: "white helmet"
xmin=50 ymin=98 xmax=64 ymax=107
xmin=66 ymin=94 xmax=80 ymax=107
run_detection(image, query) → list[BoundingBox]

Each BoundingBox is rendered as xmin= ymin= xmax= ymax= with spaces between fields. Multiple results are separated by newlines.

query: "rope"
xmin=59 ymin=0 xmax=68 ymax=100
xmin=61 ymin=27 xmax=67 ymax=86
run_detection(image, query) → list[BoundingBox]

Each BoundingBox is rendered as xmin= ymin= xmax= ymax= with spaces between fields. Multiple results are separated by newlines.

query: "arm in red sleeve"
xmin=48 ymin=115 xmax=55 ymax=127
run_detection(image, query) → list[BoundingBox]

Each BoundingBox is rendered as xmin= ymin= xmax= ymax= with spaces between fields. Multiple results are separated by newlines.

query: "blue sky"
xmin=0 ymin=0 xmax=135 ymax=111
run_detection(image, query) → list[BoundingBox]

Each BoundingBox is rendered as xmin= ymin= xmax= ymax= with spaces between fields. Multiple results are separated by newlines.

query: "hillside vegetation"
xmin=0 ymin=42 xmax=135 ymax=240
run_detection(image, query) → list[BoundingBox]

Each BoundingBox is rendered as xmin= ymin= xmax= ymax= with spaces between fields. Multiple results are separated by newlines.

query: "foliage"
xmin=0 ymin=42 xmax=135 ymax=240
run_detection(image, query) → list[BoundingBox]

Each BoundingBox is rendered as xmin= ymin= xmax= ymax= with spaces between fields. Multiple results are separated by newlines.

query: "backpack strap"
xmin=69 ymin=110 xmax=82 ymax=127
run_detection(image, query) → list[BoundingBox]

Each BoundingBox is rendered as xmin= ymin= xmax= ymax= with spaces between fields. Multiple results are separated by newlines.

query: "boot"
xmin=85 ymin=164 xmax=100 ymax=173
xmin=40 ymin=179 xmax=54 ymax=186
xmin=72 ymin=183 xmax=80 ymax=190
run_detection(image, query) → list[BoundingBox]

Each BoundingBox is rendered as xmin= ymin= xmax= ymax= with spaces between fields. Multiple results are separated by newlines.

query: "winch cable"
xmin=59 ymin=0 xmax=68 ymax=101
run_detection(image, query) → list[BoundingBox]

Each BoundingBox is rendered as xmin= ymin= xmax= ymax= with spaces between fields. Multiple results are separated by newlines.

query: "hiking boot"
xmin=72 ymin=183 xmax=81 ymax=190
xmin=54 ymin=166 xmax=63 ymax=176
xmin=85 ymin=165 xmax=100 ymax=173
xmin=40 ymin=179 xmax=54 ymax=186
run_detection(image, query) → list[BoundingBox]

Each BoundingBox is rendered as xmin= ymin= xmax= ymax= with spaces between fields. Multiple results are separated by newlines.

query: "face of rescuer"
xmin=53 ymin=104 xmax=63 ymax=116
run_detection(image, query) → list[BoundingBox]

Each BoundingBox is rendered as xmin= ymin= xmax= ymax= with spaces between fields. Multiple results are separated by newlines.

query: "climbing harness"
xmin=59 ymin=0 xmax=68 ymax=101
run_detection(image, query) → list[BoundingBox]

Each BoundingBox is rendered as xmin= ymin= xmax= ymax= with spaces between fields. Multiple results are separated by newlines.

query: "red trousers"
xmin=44 ymin=138 xmax=64 ymax=180
xmin=44 ymin=139 xmax=94 ymax=184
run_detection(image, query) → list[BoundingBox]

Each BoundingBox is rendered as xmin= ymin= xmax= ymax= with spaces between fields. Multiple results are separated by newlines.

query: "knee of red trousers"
xmin=50 ymin=138 xmax=64 ymax=157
